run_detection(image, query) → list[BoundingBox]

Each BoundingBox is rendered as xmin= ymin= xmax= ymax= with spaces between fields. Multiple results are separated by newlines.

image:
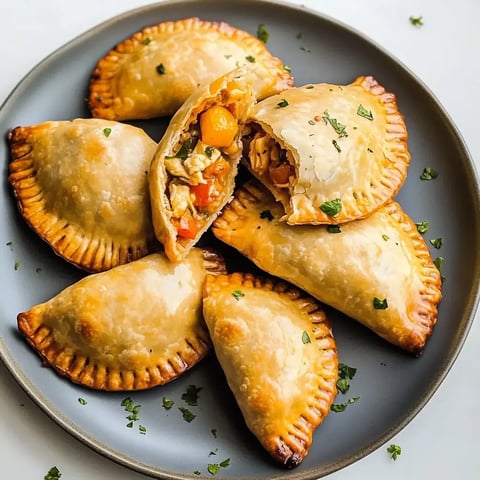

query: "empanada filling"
xmin=164 ymin=88 xmax=245 ymax=244
xmin=245 ymin=125 xmax=295 ymax=191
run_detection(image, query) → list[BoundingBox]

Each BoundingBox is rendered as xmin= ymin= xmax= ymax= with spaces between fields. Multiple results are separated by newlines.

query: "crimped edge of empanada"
xmin=203 ymin=271 xmax=338 ymax=468
xmin=214 ymin=181 xmax=442 ymax=355
xmin=7 ymin=125 xmax=157 ymax=273
xmin=17 ymin=248 xmax=226 ymax=391
xmin=88 ymin=17 xmax=294 ymax=120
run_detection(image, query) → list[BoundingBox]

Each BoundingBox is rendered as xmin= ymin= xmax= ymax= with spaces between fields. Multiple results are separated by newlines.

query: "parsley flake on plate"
xmin=182 ymin=384 xmax=202 ymax=406
xmin=102 ymin=127 xmax=112 ymax=137
xmin=162 ymin=397 xmax=174 ymax=410
xmin=336 ymin=363 xmax=357 ymax=394
xmin=330 ymin=396 xmax=360 ymax=412
xmin=420 ymin=166 xmax=438 ymax=180
xmin=179 ymin=407 xmax=196 ymax=422
xmin=256 ymin=23 xmax=269 ymax=43
xmin=409 ymin=15 xmax=424 ymax=27
xmin=430 ymin=238 xmax=443 ymax=249
xmin=415 ymin=220 xmax=429 ymax=234
xmin=327 ymin=225 xmax=341 ymax=234
xmin=232 ymin=289 xmax=245 ymax=301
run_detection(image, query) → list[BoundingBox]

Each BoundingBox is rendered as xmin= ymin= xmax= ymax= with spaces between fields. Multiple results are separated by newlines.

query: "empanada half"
xmin=148 ymin=67 xmax=255 ymax=263
xmin=8 ymin=118 xmax=158 ymax=272
xmin=243 ymin=76 xmax=410 ymax=224
xmin=88 ymin=17 xmax=293 ymax=121
xmin=17 ymin=248 xmax=226 ymax=391
xmin=213 ymin=181 xmax=442 ymax=355
xmin=203 ymin=272 xmax=338 ymax=468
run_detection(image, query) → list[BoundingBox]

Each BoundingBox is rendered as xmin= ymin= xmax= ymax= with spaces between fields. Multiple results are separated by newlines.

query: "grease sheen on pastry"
xmin=243 ymin=76 xmax=410 ymax=224
xmin=8 ymin=118 xmax=158 ymax=272
xmin=203 ymin=272 xmax=338 ymax=468
xmin=88 ymin=17 xmax=293 ymax=120
xmin=213 ymin=181 xmax=442 ymax=355
xmin=149 ymin=67 xmax=255 ymax=263
xmin=17 ymin=248 xmax=226 ymax=391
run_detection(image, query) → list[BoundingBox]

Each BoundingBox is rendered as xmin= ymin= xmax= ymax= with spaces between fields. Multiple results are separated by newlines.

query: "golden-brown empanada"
xmin=148 ymin=67 xmax=255 ymax=263
xmin=8 ymin=118 xmax=158 ymax=272
xmin=17 ymin=248 xmax=226 ymax=391
xmin=88 ymin=17 xmax=293 ymax=121
xmin=243 ymin=76 xmax=410 ymax=224
xmin=213 ymin=181 xmax=442 ymax=355
xmin=202 ymin=272 xmax=338 ymax=468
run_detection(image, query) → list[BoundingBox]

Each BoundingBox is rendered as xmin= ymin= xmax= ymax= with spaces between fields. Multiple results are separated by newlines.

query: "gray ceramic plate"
xmin=1 ymin=0 xmax=479 ymax=479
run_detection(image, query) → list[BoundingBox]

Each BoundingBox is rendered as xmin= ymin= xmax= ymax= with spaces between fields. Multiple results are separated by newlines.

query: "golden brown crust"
xmin=213 ymin=181 xmax=442 ymax=355
xmin=203 ymin=272 xmax=338 ymax=467
xmin=8 ymin=118 xmax=158 ymax=272
xmin=88 ymin=17 xmax=294 ymax=120
xmin=17 ymin=248 xmax=226 ymax=391
xmin=244 ymin=75 xmax=410 ymax=225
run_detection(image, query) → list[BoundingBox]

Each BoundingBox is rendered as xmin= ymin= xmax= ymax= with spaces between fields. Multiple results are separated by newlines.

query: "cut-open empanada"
xmin=213 ymin=181 xmax=442 ymax=355
xmin=148 ymin=67 xmax=255 ymax=263
xmin=17 ymin=248 xmax=226 ymax=391
xmin=88 ymin=17 xmax=293 ymax=121
xmin=243 ymin=76 xmax=410 ymax=224
xmin=8 ymin=118 xmax=158 ymax=272
xmin=203 ymin=272 xmax=338 ymax=468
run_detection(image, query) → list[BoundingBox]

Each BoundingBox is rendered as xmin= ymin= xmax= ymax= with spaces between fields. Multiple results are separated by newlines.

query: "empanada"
xmin=17 ymin=248 xmax=226 ymax=391
xmin=8 ymin=118 xmax=158 ymax=272
xmin=243 ymin=76 xmax=410 ymax=224
xmin=202 ymin=272 xmax=338 ymax=468
xmin=88 ymin=17 xmax=293 ymax=121
xmin=148 ymin=67 xmax=255 ymax=263
xmin=213 ymin=181 xmax=442 ymax=355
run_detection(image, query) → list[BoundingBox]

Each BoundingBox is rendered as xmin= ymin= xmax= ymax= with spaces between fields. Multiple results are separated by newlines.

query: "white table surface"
xmin=0 ymin=0 xmax=478 ymax=479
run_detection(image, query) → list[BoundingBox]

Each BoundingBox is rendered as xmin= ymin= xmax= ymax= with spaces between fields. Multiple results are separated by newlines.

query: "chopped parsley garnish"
xmin=44 ymin=466 xmax=62 ymax=480
xmin=387 ymin=444 xmax=402 ymax=460
xmin=14 ymin=260 xmax=20 ymax=271
xmin=327 ymin=225 xmax=341 ymax=233
xmin=174 ymin=138 xmax=194 ymax=160
xmin=430 ymin=238 xmax=443 ymax=249
xmin=434 ymin=256 xmax=444 ymax=270
xmin=337 ymin=363 xmax=357 ymax=394
xmin=245 ymin=55 xmax=256 ymax=63
xmin=331 ymin=396 xmax=360 ymax=412
xmin=332 ymin=139 xmax=341 ymax=152
xmin=78 ymin=397 xmax=87 ymax=405
xmin=283 ymin=64 xmax=292 ymax=72
xmin=156 ymin=63 xmax=166 ymax=74
xmin=373 ymin=297 xmax=388 ymax=309
xmin=260 ymin=209 xmax=274 ymax=221
xmin=420 ymin=167 xmax=438 ymax=180
xmin=102 ymin=127 xmax=112 ymax=137
xmin=205 ymin=146 xmax=214 ymax=157
xmin=182 ymin=384 xmax=202 ymax=406
xmin=5 ymin=241 xmax=12 ymax=246
xmin=207 ymin=458 xmax=230 ymax=475
xmin=415 ymin=220 xmax=429 ymax=234
xmin=232 ymin=289 xmax=245 ymax=301
xmin=320 ymin=198 xmax=342 ymax=216
xmin=357 ymin=104 xmax=374 ymax=120
xmin=162 ymin=397 xmax=174 ymax=409
xmin=179 ymin=407 xmax=196 ymax=422
xmin=382 ymin=234 xmax=390 ymax=241
xmin=121 ymin=397 xmax=143 ymax=428
xmin=302 ymin=330 xmax=312 ymax=344
xmin=141 ymin=37 xmax=152 ymax=45
xmin=308 ymin=119 xmax=315 ymax=125
xmin=409 ymin=15 xmax=424 ymax=27
xmin=139 ymin=424 xmax=147 ymax=435
xmin=277 ymin=99 xmax=289 ymax=108
xmin=322 ymin=110 xmax=348 ymax=138
xmin=257 ymin=23 xmax=269 ymax=43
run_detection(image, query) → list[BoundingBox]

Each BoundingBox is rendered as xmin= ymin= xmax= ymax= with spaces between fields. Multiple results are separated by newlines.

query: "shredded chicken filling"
xmin=248 ymin=131 xmax=295 ymax=189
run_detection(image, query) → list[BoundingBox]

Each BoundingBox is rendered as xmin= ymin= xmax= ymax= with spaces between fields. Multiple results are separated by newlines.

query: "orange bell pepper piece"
xmin=199 ymin=105 xmax=238 ymax=148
